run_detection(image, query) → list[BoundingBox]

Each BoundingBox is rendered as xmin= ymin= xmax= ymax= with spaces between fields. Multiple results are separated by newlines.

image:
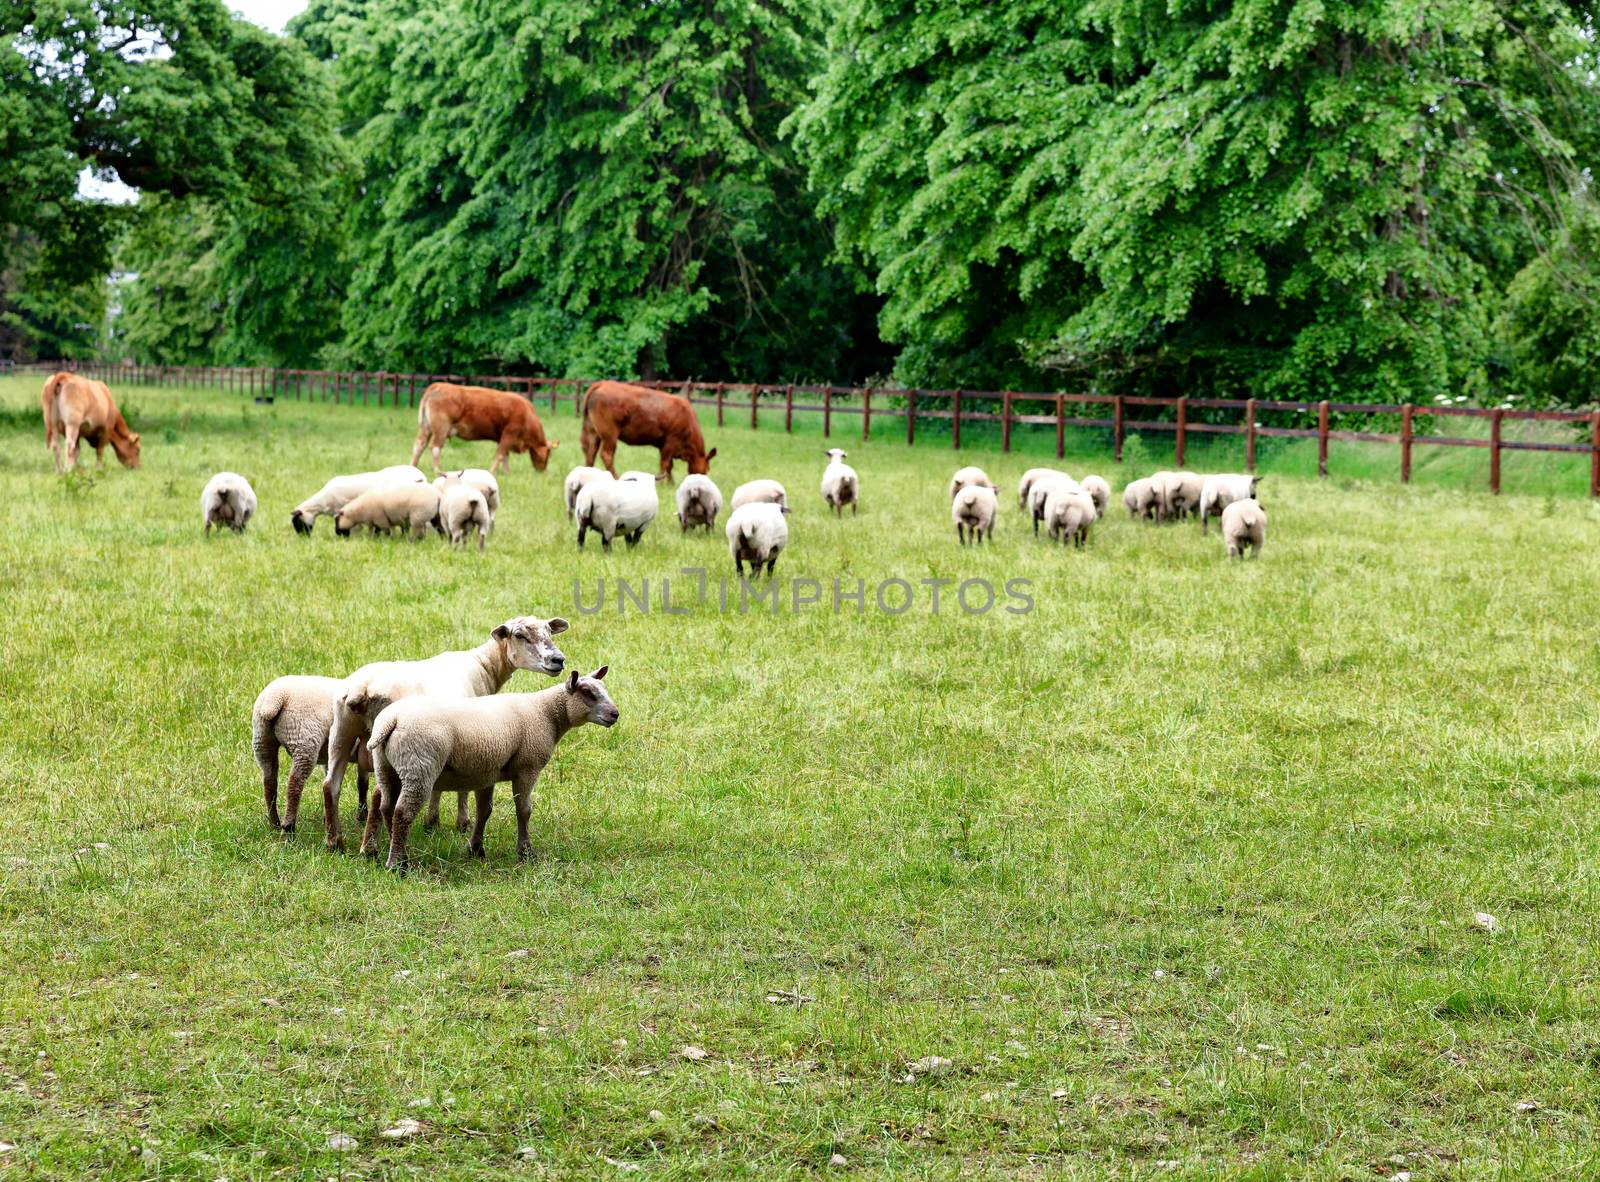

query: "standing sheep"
xmin=1153 ymin=470 xmax=1203 ymax=522
xmin=1043 ymin=486 xmax=1097 ymax=548
xmin=575 ymin=477 xmax=659 ymax=551
xmin=729 ymin=479 xmax=787 ymax=511
xmin=252 ymin=675 xmax=370 ymax=834
xmin=1018 ymin=468 xmax=1069 ymax=512
xmin=334 ymin=484 xmax=443 ymax=540
xmin=201 ymin=472 xmax=257 ymax=535
xmin=440 ymin=483 xmax=492 ymax=550
xmin=676 ymin=474 xmax=722 ymax=532
xmin=564 ymin=466 xmax=613 ymax=520
xmin=1198 ymin=474 xmax=1261 ymax=533
xmin=1221 ymin=498 xmax=1267 ymax=559
xmin=820 ymin=449 xmax=859 ymax=516
xmin=1028 ymin=474 xmax=1081 ymax=535
xmin=365 ymin=666 xmax=618 ymax=870
xmin=952 ymin=484 xmax=997 ymax=545
xmin=1080 ymin=475 xmax=1111 ymax=518
xmin=434 ymin=468 xmax=500 ymax=533
xmin=950 ymin=466 xmax=998 ymax=500
xmin=1123 ymin=477 xmax=1160 ymax=520
xmin=725 ymin=502 xmax=790 ymax=576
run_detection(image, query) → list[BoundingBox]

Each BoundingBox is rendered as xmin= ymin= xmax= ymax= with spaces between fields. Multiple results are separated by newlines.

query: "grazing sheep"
xmin=950 ymin=465 xmax=998 ymax=500
xmin=334 ymin=484 xmax=443 ymax=541
xmin=1153 ymin=470 xmax=1203 ymax=521
xmin=676 ymin=474 xmax=723 ymax=532
xmin=1043 ymin=486 xmax=1097 ymax=548
xmin=820 ymin=449 xmax=859 ymax=516
xmin=725 ymin=501 xmax=790 ymax=576
xmin=434 ymin=468 xmax=500 ymax=533
xmin=564 ymin=465 xmax=613 ymax=519
xmin=1080 ymin=475 xmax=1111 ymax=518
xmin=729 ymin=479 xmax=787 ymax=511
xmin=201 ymin=472 xmax=257 ymax=535
xmin=321 ymin=616 xmax=571 ymax=851
xmin=252 ymin=675 xmax=370 ymax=834
xmin=575 ymin=476 xmax=658 ymax=551
xmin=952 ymin=484 xmax=997 ymax=545
xmin=365 ymin=666 xmax=618 ymax=871
xmin=1028 ymin=474 xmax=1081 ymax=535
xmin=440 ymin=483 xmax=491 ymax=550
xmin=1018 ymin=467 xmax=1069 ymax=512
xmin=1221 ymin=498 xmax=1267 ymax=559
xmin=1123 ymin=476 xmax=1161 ymax=520
xmin=618 ymin=470 xmax=664 ymax=484
xmin=1198 ymin=474 xmax=1262 ymax=533
xmin=291 ymin=465 xmax=426 ymax=535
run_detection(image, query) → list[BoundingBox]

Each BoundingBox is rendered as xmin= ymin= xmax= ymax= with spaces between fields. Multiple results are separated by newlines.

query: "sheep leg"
xmin=322 ymin=711 xmax=363 ymax=853
xmin=356 ymin=750 xmax=371 ymax=823
xmin=456 ymin=791 xmax=471 ymax=832
xmin=467 ymin=789 xmax=493 ymax=859
xmin=956 ymin=523 xmax=965 ymax=545
xmin=257 ymin=740 xmax=281 ymax=830
xmin=765 ymin=557 xmax=777 ymax=577
xmin=359 ymin=762 xmax=394 ymax=857
xmin=385 ymin=782 xmax=428 ymax=874
xmin=424 ymin=788 xmax=443 ymax=829
xmin=281 ymin=753 xmax=317 ymax=835
xmin=576 ymin=520 xmax=588 ymax=549
xmin=513 ymin=777 xmax=538 ymax=861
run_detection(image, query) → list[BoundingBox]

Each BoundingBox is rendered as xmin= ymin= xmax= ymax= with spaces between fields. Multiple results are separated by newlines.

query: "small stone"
xmin=1472 ymin=912 xmax=1500 ymax=933
xmin=330 ymin=1007 xmax=345 ymax=1015
xmin=380 ymin=1118 xmax=422 ymax=1139
xmin=1051 ymin=1088 xmax=1069 ymax=1100
xmin=1152 ymin=969 xmax=1166 ymax=979
xmin=828 ymin=1152 xmax=848 ymax=1168
xmin=979 ymin=1091 xmax=997 ymax=1102
xmin=393 ymin=969 xmax=413 ymax=982
xmin=689 ymin=1113 xmax=718 ymax=1129
xmin=647 ymin=1110 xmax=664 ymax=1122
xmin=680 ymin=1044 xmax=709 ymax=1061
xmin=504 ymin=949 xmax=531 ymax=959
xmin=515 ymin=1145 xmax=538 ymax=1160
xmin=612 ymin=1038 xmax=629 ymax=1049
xmin=906 ymin=1055 xmax=953 ymax=1076
xmin=1514 ymin=1099 xmax=1540 ymax=1113
xmin=1392 ymin=1172 xmax=1412 ymax=1182
xmin=407 ymin=1097 xmax=432 ymax=1109
xmin=0 ymin=1142 xmax=15 ymax=1154
xmin=171 ymin=1030 xmax=192 ymax=1039
xmin=260 ymin=998 xmax=282 ymax=1007
xmin=602 ymin=1157 xmax=640 ymax=1172
xmin=93 ymin=843 xmax=110 ymax=851
xmin=325 ymin=1134 xmax=357 ymax=1151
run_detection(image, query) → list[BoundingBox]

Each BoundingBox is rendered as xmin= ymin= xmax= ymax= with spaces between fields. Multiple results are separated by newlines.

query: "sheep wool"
xmin=1221 ymin=498 xmax=1267 ymax=559
xmin=725 ymin=501 xmax=790 ymax=575
xmin=251 ymin=675 xmax=368 ymax=833
xmin=1080 ymin=475 xmax=1111 ymax=518
xmin=952 ymin=484 xmax=997 ymax=545
xmin=949 ymin=465 xmax=997 ymax=500
xmin=676 ymin=474 xmax=723 ymax=532
xmin=1199 ymin=474 xmax=1261 ymax=533
xmin=820 ymin=449 xmax=859 ymax=516
xmin=575 ymin=477 xmax=659 ymax=551
xmin=1018 ymin=467 xmax=1069 ymax=511
xmin=201 ymin=471 xmax=257 ymax=535
xmin=290 ymin=465 xmax=425 ymax=534
xmin=334 ymin=484 xmax=443 ymax=540
xmin=729 ymin=479 xmax=787 ymax=511
xmin=440 ymin=483 xmax=492 ymax=550
xmin=564 ymin=466 xmax=613 ymax=519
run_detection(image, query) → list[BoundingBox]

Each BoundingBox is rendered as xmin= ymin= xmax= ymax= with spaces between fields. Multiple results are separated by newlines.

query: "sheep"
xmin=676 ymin=474 xmax=722 ymax=532
xmin=1198 ymin=474 xmax=1262 ymax=533
xmin=252 ymin=675 xmax=371 ymax=834
xmin=952 ymin=484 xmax=997 ymax=545
xmin=1221 ymin=498 xmax=1267 ymax=559
xmin=575 ymin=476 xmax=658 ymax=551
xmin=949 ymin=466 xmax=998 ymax=500
xmin=201 ymin=471 xmax=257 ymax=535
xmin=1152 ymin=470 xmax=1203 ymax=521
xmin=1122 ymin=476 xmax=1160 ymax=520
xmin=290 ymin=465 xmax=426 ymax=534
xmin=820 ymin=449 xmax=859 ymax=516
xmin=334 ymin=484 xmax=443 ymax=541
xmin=365 ymin=666 xmax=618 ymax=871
xmin=1080 ymin=475 xmax=1111 ymax=518
xmin=440 ymin=483 xmax=491 ymax=550
xmin=729 ymin=479 xmax=787 ymax=511
xmin=618 ymin=469 xmax=663 ymax=484
xmin=725 ymin=501 xmax=790 ymax=576
xmin=434 ymin=468 xmax=500 ymax=533
xmin=1028 ymin=473 xmax=1081 ymax=535
xmin=564 ymin=465 xmax=613 ymax=520
xmin=1017 ymin=467 xmax=1069 ymax=512
xmin=319 ymin=615 xmax=571 ymax=852
xmin=1043 ymin=486 xmax=1097 ymax=548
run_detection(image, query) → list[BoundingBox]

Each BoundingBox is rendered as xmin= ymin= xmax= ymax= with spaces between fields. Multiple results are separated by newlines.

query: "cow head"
xmin=112 ymin=430 xmax=141 ymax=469
xmin=526 ymin=437 xmax=558 ymax=472
xmin=688 ymin=447 xmax=717 ymax=475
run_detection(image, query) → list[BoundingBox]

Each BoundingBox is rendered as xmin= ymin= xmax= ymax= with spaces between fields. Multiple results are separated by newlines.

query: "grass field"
xmin=1 ymin=373 xmax=1598 ymax=1180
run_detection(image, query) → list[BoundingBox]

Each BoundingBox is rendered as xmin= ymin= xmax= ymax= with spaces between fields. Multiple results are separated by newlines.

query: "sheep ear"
xmin=566 ymin=669 xmax=580 ymax=692
xmin=492 ymin=624 xmax=511 ymax=640
xmin=547 ymin=617 xmax=569 ymax=635
xmin=592 ymin=665 xmax=608 ymax=681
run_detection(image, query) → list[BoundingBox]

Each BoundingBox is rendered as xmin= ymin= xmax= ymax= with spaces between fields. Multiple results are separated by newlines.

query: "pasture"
xmin=0 ymin=374 xmax=1597 ymax=1179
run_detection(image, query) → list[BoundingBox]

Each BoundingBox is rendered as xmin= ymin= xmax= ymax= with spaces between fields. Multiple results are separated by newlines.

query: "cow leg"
xmin=94 ymin=442 xmax=106 ymax=470
xmin=491 ymin=443 xmax=510 ymax=474
xmin=599 ymin=441 xmax=618 ymax=476
xmin=581 ymin=420 xmax=600 ymax=466
xmin=63 ymin=423 xmax=81 ymax=472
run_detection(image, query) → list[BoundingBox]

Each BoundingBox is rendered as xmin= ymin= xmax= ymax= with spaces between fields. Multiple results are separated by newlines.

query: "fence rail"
xmin=21 ymin=361 xmax=1600 ymax=496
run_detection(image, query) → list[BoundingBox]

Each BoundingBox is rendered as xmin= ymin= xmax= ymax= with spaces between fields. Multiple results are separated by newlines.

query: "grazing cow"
xmin=409 ymin=383 xmax=558 ymax=474
xmin=41 ymin=372 xmax=141 ymax=472
xmin=579 ymin=381 xmax=716 ymax=479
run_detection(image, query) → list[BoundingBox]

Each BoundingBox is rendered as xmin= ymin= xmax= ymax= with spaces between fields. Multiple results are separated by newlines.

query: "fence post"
xmin=1114 ymin=395 xmax=1124 ymax=462
xmin=907 ymin=390 xmax=917 ymax=445
xmin=751 ymin=385 xmax=760 ymax=430
xmin=1175 ymin=397 xmax=1188 ymax=467
xmin=715 ymin=382 xmax=725 ymax=427
xmin=249 ymin=369 xmax=255 ymax=400
xmin=1592 ymin=410 xmax=1600 ymax=498
xmin=862 ymin=388 xmax=872 ymax=441
xmin=1317 ymin=400 xmax=1330 ymax=478
xmin=362 ymin=371 xmax=370 ymax=407
xmin=1001 ymin=392 xmax=1012 ymax=453
xmin=952 ymin=390 xmax=962 ymax=450
xmin=785 ymin=384 xmax=794 ymax=433
xmin=1056 ymin=395 xmax=1065 ymax=459
xmin=1245 ymin=398 xmax=1257 ymax=471
xmin=823 ymin=387 xmax=832 ymax=437
xmin=1489 ymin=408 xmax=1503 ymax=494
xmin=1401 ymin=404 xmax=1414 ymax=483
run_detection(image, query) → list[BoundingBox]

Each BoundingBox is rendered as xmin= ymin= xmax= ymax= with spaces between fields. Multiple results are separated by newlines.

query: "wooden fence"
xmin=23 ymin=361 xmax=1600 ymax=496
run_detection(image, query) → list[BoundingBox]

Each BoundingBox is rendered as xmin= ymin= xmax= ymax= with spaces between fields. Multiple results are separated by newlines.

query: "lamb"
xmin=440 ymin=483 xmax=492 ymax=550
xmin=1152 ymin=470 xmax=1203 ymax=521
xmin=291 ymin=465 xmax=426 ymax=534
xmin=334 ymin=484 xmax=443 ymax=541
xmin=1018 ymin=467 xmax=1069 ymax=512
xmin=319 ymin=615 xmax=571 ymax=851
xmin=676 ymin=474 xmax=722 ymax=532
xmin=1123 ymin=476 xmax=1160 ymax=520
xmin=952 ymin=484 xmax=997 ymax=545
xmin=365 ymin=666 xmax=618 ymax=871
xmin=252 ymin=675 xmax=370 ymax=834
xmin=1028 ymin=473 xmax=1081 ymax=535
xmin=201 ymin=472 xmax=257 ymax=535
xmin=820 ymin=449 xmax=859 ymax=516
xmin=1043 ymin=486 xmax=1097 ymax=548
xmin=729 ymin=479 xmax=787 ymax=511
xmin=1198 ymin=474 xmax=1262 ymax=533
xmin=1080 ymin=475 xmax=1111 ymax=518
xmin=434 ymin=468 xmax=500 ymax=533
xmin=575 ymin=475 xmax=659 ymax=551
xmin=725 ymin=501 xmax=790 ymax=576
xmin=564 ymin=465 xmax=613 ymax=519
xmin=949 ymin=465 xmax=998 ymax=500
xmin=1221 ymin=498 xmax=1267 ymax=559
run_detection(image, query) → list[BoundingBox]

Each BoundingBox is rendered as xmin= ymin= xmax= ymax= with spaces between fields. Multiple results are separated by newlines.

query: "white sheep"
xmin=729 ymin=479 xmax=787 ymax=511
xmin=366 ymin=666 xmax=618 ymax=870
xmin=1043 ymin=486 xmax=1097 ymax=548
xmin=1122 ymin=476 xmax=1160 ymax=520
xmin=564 ymin=465 xmax=613 ymax=520
xmin=1221 ymin=498 xmax=1267 ymax=559
xmin=440 ymin=483 xmax=491 ymax=550
xmin=725 ymin=501 xmax=790 ymax=576
xmin=1028 ymin=473 xmax=1081 ymax=535
xmin=676 ymin=474 xmax=723 ymax=532
xmin=291 ymin=465 xmax=426 ymax=534
xmin=334 ymin=484 xmax=443 ymax=540
xmin=434 ymin=468 xmax=500 ymax=533
xmin=1152 ymin=470 xmax=1203 ymax=521
xmin=952 ymin=484 xmax=997 ymax=545
xmin=1017 ymin=467 xmax=1069 ymax=511
xmin=319 ymin=615 xmax=571 ymax=851
xmin=1080 ymin=475 xmax=1111 ymax=518
xmin=575 ymin=476 xmax=658 ymax=551
xmin=820 ymin=449 xmax=859 ymax=516
xmin=201 ymin=471 xmax=257 ymax=535
xmin=949 ymin=465 xmax=998 ymax=500
xmin=1198 ymin=474 xmax=1261 ymax=533
xmin=252 ymin=675 xmax=370 ymax=834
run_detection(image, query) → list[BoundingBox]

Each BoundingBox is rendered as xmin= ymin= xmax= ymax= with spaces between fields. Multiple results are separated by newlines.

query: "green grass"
xmin=1 ymin=374 xmax=1597 ymax=1179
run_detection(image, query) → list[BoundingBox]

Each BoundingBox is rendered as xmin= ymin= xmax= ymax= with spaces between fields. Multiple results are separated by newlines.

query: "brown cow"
xmin=410 ymin=383 xmax=558 ymax=474
xmin=580 ymin=381 xmax=716 ymax=479
xmin=41 ymin=372 xmax=142 ymax=472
